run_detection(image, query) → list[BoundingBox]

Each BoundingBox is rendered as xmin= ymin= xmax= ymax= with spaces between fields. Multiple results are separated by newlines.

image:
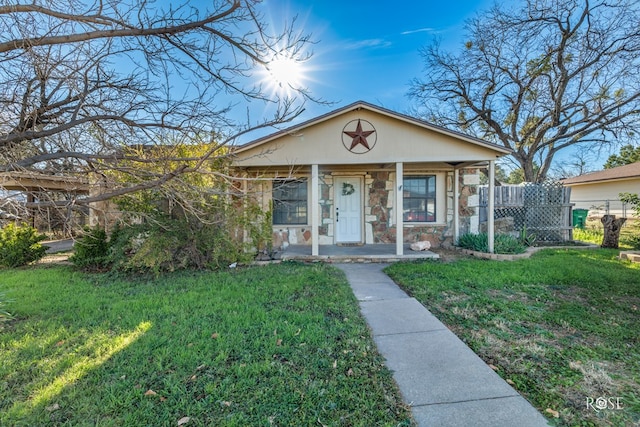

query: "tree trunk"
xmin=600 ymin=215 xmax=627 ymax=248
xmin=522 ymin=160 xmax=534 ymax=183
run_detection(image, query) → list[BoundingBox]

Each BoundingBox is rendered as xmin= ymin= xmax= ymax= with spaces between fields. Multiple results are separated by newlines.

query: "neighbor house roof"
xmin=0 ymin=172 xmax=89 ymax=193
xmin=562 ymin=161 xmax=640 ymax=185
xmin=234 ymin=100 xmax=512 ymax=156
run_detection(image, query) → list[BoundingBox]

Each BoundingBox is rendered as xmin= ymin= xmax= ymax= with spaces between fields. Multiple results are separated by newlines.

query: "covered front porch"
xmin=303 ymin=163 xmax=501 ymax=257
xmin=233 ymin=101 xmax=512 ymax=256
xmin=275 ymin=243 xmax=440 ymax=263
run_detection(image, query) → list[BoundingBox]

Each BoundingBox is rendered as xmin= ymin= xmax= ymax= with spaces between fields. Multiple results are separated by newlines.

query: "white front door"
xmin=335 ymin=177 xmax=362 ymax=243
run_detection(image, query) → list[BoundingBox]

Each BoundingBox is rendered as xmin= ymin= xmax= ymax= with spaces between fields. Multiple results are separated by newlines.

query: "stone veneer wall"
xmin=268 ymin=168 xmax=481 ymax=250
xmin=364 ymin=170 xmax=459 ymax=248
xmin=242 ymin=179 xmax=311 ymax=250
xmin=270 ymin=173 xmax=338 ymax=249
xmin=318 ymin=174 xmax=334 ymax=244
xmin=457 ymin=168 xmax=480 ymax=236
xmin=366 ymin=171 xmax=394 ymax=243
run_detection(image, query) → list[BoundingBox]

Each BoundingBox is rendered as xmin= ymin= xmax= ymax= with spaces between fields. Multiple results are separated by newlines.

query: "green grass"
xmin=574 ymin=218 xmax=640 ymax=249
xmin=385 ymin=249 xmax=640 ymax=426
xmin=0 ymin=263 xmax=413 ymax=426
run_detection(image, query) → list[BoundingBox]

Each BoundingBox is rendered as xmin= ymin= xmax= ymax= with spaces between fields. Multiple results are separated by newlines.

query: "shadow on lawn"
xmin=3 ymin=321 xmax=151 ymax=422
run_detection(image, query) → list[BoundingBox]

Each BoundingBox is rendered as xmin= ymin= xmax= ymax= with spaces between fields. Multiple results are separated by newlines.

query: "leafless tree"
xmin=550 ymin=149 xmax=598 ymax=179
xmin=0 ymin=0 xmax=314 ymax=225
xmin=409 ymin=0 xmax=640 ymax=182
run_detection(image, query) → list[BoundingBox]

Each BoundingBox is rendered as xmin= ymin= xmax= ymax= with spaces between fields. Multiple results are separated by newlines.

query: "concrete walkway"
xmin=336 ymin=263 xmax=550 ymax=427
xmin=43 ymin=239 xmax=74 ymax=253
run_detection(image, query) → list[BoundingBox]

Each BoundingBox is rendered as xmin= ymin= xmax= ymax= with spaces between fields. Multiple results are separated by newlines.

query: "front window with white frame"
xmin=403 ymin=175 xmax=436 ymax=222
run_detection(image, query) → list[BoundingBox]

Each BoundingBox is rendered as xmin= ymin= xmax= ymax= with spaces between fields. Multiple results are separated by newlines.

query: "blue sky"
xmin=244 ymin=0 xmax=617 ymax=171
xmin=257 ymin=0 xmax=495 ymax=123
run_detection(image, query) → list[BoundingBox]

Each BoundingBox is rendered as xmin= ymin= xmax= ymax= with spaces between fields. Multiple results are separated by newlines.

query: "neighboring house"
xmin=0 ymin=172 xmax=90 ymax=233
xmin=232 ymin=101 xmax=511 ymax=255
xmin=562 ymin=162 xmax=640 ymax=218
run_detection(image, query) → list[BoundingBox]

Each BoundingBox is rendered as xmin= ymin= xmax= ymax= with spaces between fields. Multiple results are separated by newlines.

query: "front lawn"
xmin=0 ymin=263 xmax=412 ymax=426
xmin=386 ymin=249 xmax=640 ymax=426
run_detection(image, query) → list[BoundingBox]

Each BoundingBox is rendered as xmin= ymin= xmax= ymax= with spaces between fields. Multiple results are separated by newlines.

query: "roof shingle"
xmin=561 ymin=161 xmax=640 ymax=184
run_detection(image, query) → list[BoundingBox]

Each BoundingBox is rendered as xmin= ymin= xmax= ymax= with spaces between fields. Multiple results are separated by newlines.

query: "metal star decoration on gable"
xmin=342 ymin=119 xmax=376 ymax=153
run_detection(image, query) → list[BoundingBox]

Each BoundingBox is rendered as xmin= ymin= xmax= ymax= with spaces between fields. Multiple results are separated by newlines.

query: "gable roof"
xmin=234 ymin=100 xmax=511 ymax=156
xmin=562 ymin=162 xmax=640 ymax=185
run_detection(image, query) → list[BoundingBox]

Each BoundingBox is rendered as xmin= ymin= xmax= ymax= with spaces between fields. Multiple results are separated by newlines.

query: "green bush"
xmin=494 ymin=234 xmax=526 ymax=254
xmin=457 ymin=232 xmax=489 ymax=252
xmin=69 ymin=225 xmax=111 ymax=269
xmin=573 ymin=226 xmax=603 ymax=245
xmin=519 ymin=226 xmax=537 ymax=247
xmin=624 ymin=234 xmax=640 ymax=250
xmin=108 ymin=218 xmax=251 ymax=274
xmin=457 ymin=232 xmax=526 ymax=254
xmin=619 ymin=193 xmax=640 ymax=249
xmin=0 ymin=223 xmax=47 ymax=267
xmin=620 ymin=192 xmax=640 ymax=217
xmin=67 ymin=208 xmax=263 ymax=275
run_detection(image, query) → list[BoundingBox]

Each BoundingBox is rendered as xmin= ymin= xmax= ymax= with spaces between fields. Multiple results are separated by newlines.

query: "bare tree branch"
xmin=0 ymin=0 xmax=321 ymax=232
xmin=410 ymin=0 xmax=640 ymax=182
xmin=0 ymin=2 xmax=243 ymax=55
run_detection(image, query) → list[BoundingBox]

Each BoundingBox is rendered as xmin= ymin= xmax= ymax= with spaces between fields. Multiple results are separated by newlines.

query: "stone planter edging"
xmin=458 ymin=247 xmax=536 ymax=261
xmin=458 ymin=244 xmax=599 ymax=261
xmin=619 ymin=251 xmax=640 ymax=263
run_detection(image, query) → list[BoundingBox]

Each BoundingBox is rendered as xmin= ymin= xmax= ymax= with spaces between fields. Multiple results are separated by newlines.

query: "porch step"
xmin=278 ymin=244 xmax=440 ymax=263
xmin=280 ymin=253 xmax=440 ymax=263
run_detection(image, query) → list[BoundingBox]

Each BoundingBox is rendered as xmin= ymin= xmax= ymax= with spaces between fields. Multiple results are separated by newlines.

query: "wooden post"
xmin=395 ymin=162 xmax=404 ymax=256
xmin=600 ymin=215 xmax=626 ymax=248
xmin=453 ymin=168 xmax=460 ymax=244
xmin=311 ymin=164 xmax=319 ymax=256
xmin=488 ymin=161 xmax=495 ymax=253
xmin=27 ymin=193 xmax=35 ymax=228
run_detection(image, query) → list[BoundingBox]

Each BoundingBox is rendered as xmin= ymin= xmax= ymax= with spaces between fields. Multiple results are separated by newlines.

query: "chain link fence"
xmin=570 ymin=199 xmax=632 ymax=218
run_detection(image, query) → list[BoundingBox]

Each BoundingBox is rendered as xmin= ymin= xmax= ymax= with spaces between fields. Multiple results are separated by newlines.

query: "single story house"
xmin=562 ymin=162 xmax=640 ymax=218
xmin=232 ymin=101 xmax=511 ymax=256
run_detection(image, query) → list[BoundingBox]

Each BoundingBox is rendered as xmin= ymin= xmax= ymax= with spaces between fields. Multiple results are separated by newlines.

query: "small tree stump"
xmin=601 ymin=215 xmax=627 ymax=248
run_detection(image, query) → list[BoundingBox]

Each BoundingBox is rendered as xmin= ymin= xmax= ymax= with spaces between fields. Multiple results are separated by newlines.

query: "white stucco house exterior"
xmin=562 ymin=162 xmax=640 ymax=218
xmin=232 ymin=101 xmax=511 ymax=256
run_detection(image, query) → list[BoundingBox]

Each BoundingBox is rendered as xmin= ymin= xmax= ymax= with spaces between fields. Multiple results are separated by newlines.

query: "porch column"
xmin=241 ymin=175 xmax=249 ymax=245
xmin=488 ymin=160 xmax=495 ymax=253
xmin=311 ymin=164 xmax=319 ymax=256
xmin=395 ymin=162 xmax=404 ymax=256
xmin=453 ymin=168 xmax=460 ymax=244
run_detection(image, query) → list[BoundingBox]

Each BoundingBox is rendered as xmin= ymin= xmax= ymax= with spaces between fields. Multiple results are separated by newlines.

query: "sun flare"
xmin=260 ymin=54 xmax=308 ymax=97
xmin=270 ymin=57 xmax=304 ymax=87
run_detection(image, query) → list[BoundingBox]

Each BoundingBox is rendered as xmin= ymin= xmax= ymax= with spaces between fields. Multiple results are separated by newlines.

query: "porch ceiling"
xmin=237 ymin=161 xmax=487 ymax=176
